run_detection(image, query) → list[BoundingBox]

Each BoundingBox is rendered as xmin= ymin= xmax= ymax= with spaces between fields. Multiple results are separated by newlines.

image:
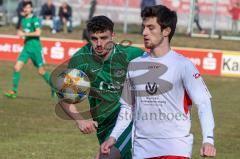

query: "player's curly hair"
xmin=23 ymin=1 xmax=33 ymax=8
xmin=141 ymin=5 xmax=177 ymax=42
xmin=87 ymin=15 xmax=114 ymax=33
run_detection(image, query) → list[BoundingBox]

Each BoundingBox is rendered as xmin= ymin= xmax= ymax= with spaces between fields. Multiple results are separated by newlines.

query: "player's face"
xmin=47 ymin=0 xmax=53 ymax=6
xmin=142 ymin=17 xmax=164 ymax=49
xmin=89 ymin=30 xmax=114 ymax=57
xmin=23 ymin=4 xmax=32 ymax=16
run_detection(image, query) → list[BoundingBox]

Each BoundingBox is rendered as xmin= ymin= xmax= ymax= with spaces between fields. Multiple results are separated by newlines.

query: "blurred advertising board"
xmin=221 ymin=52 xmax=240 ymax=77
xmin=1 ymin=35 xmax=240 ymax=77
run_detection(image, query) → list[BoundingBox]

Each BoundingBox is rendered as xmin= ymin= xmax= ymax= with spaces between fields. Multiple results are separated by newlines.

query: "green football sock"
xmin=42 ymin=71 xmax=50 ymax=85
xmin=12 ymin=71 xmax=21 ymax=93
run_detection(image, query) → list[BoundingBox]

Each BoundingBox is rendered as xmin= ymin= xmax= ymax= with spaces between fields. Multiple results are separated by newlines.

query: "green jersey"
xmin=69 ymin=43 xmax=144 ymax=143
xmin=21 ymin=14 xmax=41 ymax=47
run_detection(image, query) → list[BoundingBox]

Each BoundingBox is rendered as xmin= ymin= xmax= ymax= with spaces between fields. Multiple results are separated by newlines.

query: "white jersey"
xmin=111 ymin=50 xmax=215 ymax=158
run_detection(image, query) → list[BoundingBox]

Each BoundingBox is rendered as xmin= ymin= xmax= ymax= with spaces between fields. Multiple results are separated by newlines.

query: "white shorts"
xmin=132 ymin=134 xmax=194 ymax=159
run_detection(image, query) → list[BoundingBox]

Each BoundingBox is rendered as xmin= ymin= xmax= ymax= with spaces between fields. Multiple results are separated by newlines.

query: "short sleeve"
xmin=127 ymin=46 xmax=144 ymax=61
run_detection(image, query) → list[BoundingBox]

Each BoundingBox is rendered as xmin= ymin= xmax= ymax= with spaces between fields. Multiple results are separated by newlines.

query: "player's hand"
xmin=95 ymin=151 xmax=100 ymax=159
xmin=17 ymin=30 xmax=25 ymax=38
xmin=101 ymin=137 xmax=116 ymax=155
xmin=76 ymin=120 xmax=98 ymax=134
xmin=200 ymin=142 xmax=216 ymax=157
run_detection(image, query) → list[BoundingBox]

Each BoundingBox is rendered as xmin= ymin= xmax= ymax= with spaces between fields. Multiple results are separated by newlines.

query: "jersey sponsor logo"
xmin=91 ymin=68 xmax=102 ymax=72
xmin=113 ymin=68 xmax=125 ymax=77
xmin=24 ymin=29 xmax=30 ymax=33
xmin=99 ymin=81 xmax=121 ymax=91
xmin=148 ymin=64 xmax=161 ymax=69
xmin=145 ymin=82 xmax=158 ymax=95
xmin=34 ymin=22 xmax=39 ymax=26
xmin=193 ymin=73 xmax=201 ymax=79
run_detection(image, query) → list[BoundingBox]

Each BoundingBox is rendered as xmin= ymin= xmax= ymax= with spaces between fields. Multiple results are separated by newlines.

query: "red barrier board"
xmin=174 ymin=48 xmax=222 ymax=76
xmin=0 ymin=35 xmax=223 ymax=77
xmin=0 ymin=35 xmax=86 ymax=64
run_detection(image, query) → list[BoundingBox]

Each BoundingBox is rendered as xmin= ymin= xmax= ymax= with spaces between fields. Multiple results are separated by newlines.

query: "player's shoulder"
xmin=115 ymin=44 xmax=144 ymax=60
xmin=31 ymin=14 xmax=40 ymax=21
xmin=171 ymin=50 xmax=195 ymax=67
xmin=119 ymin=44 xmax=143 ymax=52
xmin=69 ymin=43 xmax=92 ymax=64
xmin=129 ymin=52 xmax=149 ymax=63
xmin=73 ymin=43 xmax=92 ymax=57
xmin=68 ymin=43 xmax=92 ymax=68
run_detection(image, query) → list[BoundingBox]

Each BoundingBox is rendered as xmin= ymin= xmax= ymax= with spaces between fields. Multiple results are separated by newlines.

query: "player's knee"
xmin=38 ymin=68 xmax=46 ymax=75
xmin=14 ymin=64 xmax=21 ymax=72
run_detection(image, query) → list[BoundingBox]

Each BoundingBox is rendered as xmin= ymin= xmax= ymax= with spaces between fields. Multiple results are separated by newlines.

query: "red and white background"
xmin=0 ymin=35 xmax=239 ymax=77
xmin=80 ymin=0 xmax=238 ymax=30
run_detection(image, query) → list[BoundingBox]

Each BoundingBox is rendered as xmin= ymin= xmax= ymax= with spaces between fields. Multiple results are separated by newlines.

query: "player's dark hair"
xmin=141 ymin=5 xmax=177 ymax=42
xmin=87 ymin=15 xmax=114 ymax=33
xmin=23 ymin=1 xmax=33 ymax=8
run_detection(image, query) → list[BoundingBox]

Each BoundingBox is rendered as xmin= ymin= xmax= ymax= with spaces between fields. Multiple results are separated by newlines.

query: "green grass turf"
xmin=0 ymin=25 xmax=240 ymax=51
xmin=0 ymin=61 xmax=240 ymax=159
xmin=0 ymin=24 xmax=240 ymax=158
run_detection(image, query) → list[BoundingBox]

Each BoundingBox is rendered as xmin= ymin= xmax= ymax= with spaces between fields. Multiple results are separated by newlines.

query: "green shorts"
xmin=114 ymin=123 xmax=132 ymax=159
xmin=18 ymin=45 xmax=44 ymax=68
xmin=98 ymin=122 xmax=132 ymax=159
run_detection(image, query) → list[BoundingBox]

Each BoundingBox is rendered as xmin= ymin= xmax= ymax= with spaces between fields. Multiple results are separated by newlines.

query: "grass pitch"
xmin=0 ymin=25 xmax=240 ymax=158
xmin=0 ymin=61 xmax=239 ymax=159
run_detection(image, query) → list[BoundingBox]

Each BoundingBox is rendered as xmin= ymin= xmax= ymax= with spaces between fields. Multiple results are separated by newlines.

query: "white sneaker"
xmin=52 ymin=30 xmax=56 ymax=34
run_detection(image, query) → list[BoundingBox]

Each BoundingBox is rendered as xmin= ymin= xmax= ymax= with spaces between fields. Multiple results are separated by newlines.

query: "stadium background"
xmin=0 ymin=0 xmax=240 ymax=158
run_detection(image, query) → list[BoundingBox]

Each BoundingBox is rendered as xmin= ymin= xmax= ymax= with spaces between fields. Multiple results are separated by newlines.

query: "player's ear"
xmin=163 ymin=27 xmax=171 ymax=37
xmin=111 ymin=32 xmax=115 ymax=39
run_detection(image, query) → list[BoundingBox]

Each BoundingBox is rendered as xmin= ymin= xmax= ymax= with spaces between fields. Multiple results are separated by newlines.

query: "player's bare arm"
xmin=19 ymin=28 xmax=41 ymax=37
xmin=58 ymin=101 xmax=98 ymax=134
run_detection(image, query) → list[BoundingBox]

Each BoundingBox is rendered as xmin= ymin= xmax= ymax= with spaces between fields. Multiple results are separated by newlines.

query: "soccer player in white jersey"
xmin=100 ymin=5 xmax=216 ymax=159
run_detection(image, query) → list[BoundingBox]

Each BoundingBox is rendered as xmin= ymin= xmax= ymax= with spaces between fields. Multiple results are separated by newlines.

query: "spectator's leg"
xmin=55 ymin=17 xmax=62 ymax=32
xmin=63 ymin=19 xmax=67 ymax=33
xmin=232 ymin=20 xmax=237 ymax=33
xmin=39 ymin=17 xmax=44 ymax=28
xmin=238 ymin=20 xmax=240 ymax=33
xmin=67 ymin=17 xmax=73 ymax=33
xmin=52 ymin=17 xmax=58 ymax=33
xmin=195 ymin=20 xmax=203 ymax=32
xmin=16 ymin=16 xmax=22 ymax=29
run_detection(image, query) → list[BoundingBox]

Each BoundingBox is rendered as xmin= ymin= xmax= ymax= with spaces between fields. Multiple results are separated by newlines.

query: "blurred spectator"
xmin=229 ymin=2 xmax=240 ymax=33
xmin=57 ymin=1 xmax=73 ymax=33
xmin=16 ymin=0 xmax=29 ymax=29
xmin=141 ymin=0 xmax=156 ymax=11
xmin=40 ymin=0 xmax=57 ymax=34
xmin=194 ymin=0 xmax=205 ymax=34
xmin=82 ymin=0 xmax=97 ymax=41
xmin=0 ymin=4 xmax=7 ymax=26
xmin=88 ymin=0 xmax=97 ymax=20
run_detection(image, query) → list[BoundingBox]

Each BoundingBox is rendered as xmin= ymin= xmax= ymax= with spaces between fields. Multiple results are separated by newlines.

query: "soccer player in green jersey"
xmin=57 ymin=16 xmax=144 ymax=158
xmin=5 ymin=1 xmax=53 ymax=98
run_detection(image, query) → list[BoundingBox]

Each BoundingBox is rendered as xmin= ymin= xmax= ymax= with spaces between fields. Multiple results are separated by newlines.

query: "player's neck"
xmin=150 ymin=43 xmax=170 ymax=58
xmin=25 ymin=13 xmax=33 ymax=18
